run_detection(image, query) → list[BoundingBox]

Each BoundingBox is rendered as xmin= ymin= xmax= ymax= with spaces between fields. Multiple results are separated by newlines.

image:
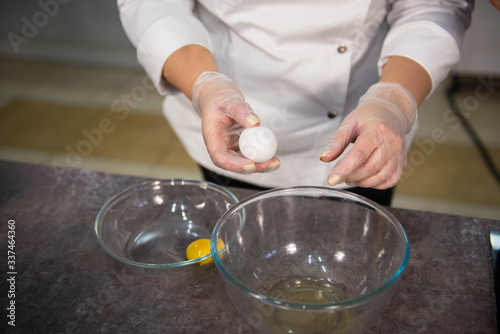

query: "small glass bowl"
xmin=211 ymin=186 xmax=409 ymax=334
xmin=95 ymin=179 xmax=238 ymax=269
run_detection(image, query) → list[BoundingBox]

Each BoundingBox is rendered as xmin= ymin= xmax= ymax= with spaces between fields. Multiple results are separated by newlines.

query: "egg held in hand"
xmin=238 ymin=126 xmax=278 ymax=163
xmin=186 ymin=238 xmax=225 ymax=266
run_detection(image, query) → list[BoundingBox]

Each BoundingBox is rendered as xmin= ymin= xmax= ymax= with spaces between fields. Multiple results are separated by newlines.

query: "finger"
xmin=205 ymin=125 xmax=281 ymax=174
xmin=319 ymin=120 xmax=357 ymax=162
xmin=347 ymin=159 xmax=393 ymax=188
xmin=349 ymin=154 xmax=403 ymax=189
xmin=220 ymin=101 xmax=261 ymax=128
xmin=212 ymin=151 xmax=257 ymax=174
xmin=373 ymin=171 xmax=401 ymax=190
xmin=209 ymin=148 xmax=280 ymax=174
xmin=356 ymin=142 xmax=407 ymax=189
xmin=344 ymin=147 xmax=386 ymax=183
xmin=254 ymin=157 xmax=281 ymax=173
xmin=209 ymin=145 xmax=257 ymax=174
xmin=345 ymin=126 xmax=406 ymax=185
xmin=227 ymin=131 xmax=280 ymax=173
xmin=204 ymin=125 xmax=256 ymax=174
xmin=372 ymin=154 xmax=407 ymax=189
xmin=327 ymin=133 xmax=377 ymax=186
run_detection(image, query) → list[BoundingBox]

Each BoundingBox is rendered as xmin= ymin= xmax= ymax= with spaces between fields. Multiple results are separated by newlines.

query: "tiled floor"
xmin=0 ymin=58 xmax=499 ymax=220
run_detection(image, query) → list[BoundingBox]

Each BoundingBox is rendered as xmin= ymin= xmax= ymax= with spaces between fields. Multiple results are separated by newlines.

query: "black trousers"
xmin=200 ymin=166 xmax=395 ymax=207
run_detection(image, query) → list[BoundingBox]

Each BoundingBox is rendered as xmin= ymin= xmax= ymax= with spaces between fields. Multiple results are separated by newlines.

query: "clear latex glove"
xmin=192 ymin=71 xmax=280 ymax=174
xmin=320 ymin=82 xmax=417 ymax=190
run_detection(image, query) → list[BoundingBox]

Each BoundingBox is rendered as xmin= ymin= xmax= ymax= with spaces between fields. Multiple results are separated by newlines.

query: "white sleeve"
xmin=117 ymin=0 xmax=212 ymax=95
xmin=378 ymin=0 xmax=474 ymax=96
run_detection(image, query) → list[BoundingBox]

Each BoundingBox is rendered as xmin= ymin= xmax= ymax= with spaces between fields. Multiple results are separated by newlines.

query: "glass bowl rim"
xmin=95 ymin=178 xmax=239 ymax=269
xmin=211 ymin=186 xmax=410 ymax=310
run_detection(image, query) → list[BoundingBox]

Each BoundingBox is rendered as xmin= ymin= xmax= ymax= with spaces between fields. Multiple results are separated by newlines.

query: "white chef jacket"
xmin=118 ymin=0 xmax=473 ymax=188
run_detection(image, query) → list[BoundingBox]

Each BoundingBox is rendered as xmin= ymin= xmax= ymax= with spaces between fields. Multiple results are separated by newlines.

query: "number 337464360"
xmin=8 ymin=220 xmax=15 ymax=251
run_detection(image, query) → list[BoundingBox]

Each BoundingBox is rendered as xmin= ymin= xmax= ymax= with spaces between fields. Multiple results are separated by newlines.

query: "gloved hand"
xmin=192 ymin=71 xmax=280 ymax=174
xmin=320 ymin=82 xmax=417 ymax=189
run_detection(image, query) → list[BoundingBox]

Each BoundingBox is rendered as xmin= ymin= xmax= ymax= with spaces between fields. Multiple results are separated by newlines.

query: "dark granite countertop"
xmin=0 ymin=160 xmax=499 ymax=333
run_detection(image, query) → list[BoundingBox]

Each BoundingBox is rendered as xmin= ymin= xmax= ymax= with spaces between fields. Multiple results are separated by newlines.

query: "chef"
xmin=118 ymin=0 xmax=473 ymax=205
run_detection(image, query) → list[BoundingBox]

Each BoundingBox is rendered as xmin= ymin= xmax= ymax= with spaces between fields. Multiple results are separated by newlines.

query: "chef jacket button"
xmin=327 ymin=111 xmax=338 ymax=119
xmin=337 ymin=45 xmax=347 ymax=53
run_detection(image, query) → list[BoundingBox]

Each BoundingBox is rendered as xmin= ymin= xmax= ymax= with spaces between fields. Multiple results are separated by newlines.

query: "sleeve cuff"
xmin=378 ymin=21 xmax=461 ymax=96
xmin=136 ymin=15 xmax=212 ymax=95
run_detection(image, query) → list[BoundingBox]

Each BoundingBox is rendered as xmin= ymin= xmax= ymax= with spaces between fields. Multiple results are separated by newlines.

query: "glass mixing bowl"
xmin=95 ymin=179 xmax=238 ymax=269
xmin=211 ymin=187 xmax=409 ymax=334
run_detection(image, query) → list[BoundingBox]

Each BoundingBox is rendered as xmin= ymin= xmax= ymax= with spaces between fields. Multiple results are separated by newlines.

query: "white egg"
xmin=239 ymin=126 xmax=278 ymax=163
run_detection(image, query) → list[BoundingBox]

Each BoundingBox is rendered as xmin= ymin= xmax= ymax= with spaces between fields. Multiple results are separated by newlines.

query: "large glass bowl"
xmin=95 ymin=179 xmax=238 ymax=269
xmin=211 ymin=187 xmax=409 ymax=334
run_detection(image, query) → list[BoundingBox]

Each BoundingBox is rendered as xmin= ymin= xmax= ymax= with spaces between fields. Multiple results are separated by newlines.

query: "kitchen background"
xmin=0 ymin=1 xmax=498 ymax=219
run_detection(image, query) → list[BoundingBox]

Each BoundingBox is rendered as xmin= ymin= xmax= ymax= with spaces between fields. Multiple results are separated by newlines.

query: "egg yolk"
xmin=186 ymin=238 xmax=225 ymax=266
